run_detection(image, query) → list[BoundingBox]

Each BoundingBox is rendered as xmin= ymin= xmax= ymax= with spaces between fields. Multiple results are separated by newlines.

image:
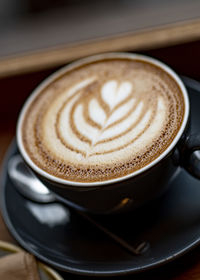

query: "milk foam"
xmin=21 ymin=58 xmax=185 ymax=182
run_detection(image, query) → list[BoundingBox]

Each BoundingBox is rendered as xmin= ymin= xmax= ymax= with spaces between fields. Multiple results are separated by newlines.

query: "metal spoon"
xmin=8 ymin=154 xmax=149 ymax=256
xmin=8 ymin=155 xmax=55 ymax=203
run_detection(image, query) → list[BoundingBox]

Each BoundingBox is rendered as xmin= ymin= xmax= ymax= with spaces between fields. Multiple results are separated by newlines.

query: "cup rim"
xmin=17 ymin=52 xmax=189 ymax=187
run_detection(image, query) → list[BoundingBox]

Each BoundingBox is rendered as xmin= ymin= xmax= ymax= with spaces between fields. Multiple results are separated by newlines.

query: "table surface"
xmin=1 ymin=0 xmax=200 ymax=78
xmin=1 ymin=40 xmax=200 ymax=279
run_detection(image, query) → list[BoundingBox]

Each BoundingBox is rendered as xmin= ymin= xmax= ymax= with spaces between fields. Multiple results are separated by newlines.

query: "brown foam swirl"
xmin=21 ymin=58 xmax=185 ymax=182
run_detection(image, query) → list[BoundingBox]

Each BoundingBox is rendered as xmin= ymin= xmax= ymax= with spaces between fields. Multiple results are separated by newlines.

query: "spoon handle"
xmin=79 ymin=211 xmax=149 ymax=255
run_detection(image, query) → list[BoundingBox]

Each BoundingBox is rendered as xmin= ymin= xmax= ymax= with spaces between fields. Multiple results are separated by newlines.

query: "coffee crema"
xmin=21 ymin=57 xmax=185 ymax=182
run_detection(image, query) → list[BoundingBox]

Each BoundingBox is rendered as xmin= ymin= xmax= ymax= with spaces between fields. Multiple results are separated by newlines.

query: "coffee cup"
xmin=16 ymin=53 xmax=199 ymax=214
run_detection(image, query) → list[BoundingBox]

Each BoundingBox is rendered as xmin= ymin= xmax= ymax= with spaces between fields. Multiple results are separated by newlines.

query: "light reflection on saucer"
xmin=26 ymin=202 xmax=71 ymax=227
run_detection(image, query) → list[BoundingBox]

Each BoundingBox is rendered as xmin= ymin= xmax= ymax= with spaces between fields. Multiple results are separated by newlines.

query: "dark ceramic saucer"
xmin=1 ymin=77 xmax=200 ymax=277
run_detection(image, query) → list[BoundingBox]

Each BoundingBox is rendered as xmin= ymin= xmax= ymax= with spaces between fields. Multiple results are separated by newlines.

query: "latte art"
xmin=21 ymin=58 xmax=185 ymax=182
xmin=56 ymin=79 xmax=163 ymax=157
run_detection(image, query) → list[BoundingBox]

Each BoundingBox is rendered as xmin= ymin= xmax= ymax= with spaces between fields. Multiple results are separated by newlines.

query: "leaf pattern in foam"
xmin=105 ymin=99 xmax=136 ymax=128
xmin=85 ymin=80 xmax=134 ymax=145
xmin=89 ymin=99 xmax=106 ymax=127
xmin=101 ymin=80 xmax=132 ymax=110
xmin=58 ymin=79 xmax=138 ymax=154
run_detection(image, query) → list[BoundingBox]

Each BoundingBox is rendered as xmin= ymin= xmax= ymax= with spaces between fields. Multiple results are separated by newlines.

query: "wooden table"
xmin=1 ymin=0 xmax=200 ymax=79
xmin=1 ymin=40 xmax=200 ymax=279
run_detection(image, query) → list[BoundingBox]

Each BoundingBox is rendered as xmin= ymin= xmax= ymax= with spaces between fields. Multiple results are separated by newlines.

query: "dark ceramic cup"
xmin=16 ymin=53 xmax=199 ymax=214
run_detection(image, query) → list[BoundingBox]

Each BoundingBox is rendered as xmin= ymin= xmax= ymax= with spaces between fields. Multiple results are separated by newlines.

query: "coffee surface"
xmin=21 ymin=57 xmax=185 ymax=182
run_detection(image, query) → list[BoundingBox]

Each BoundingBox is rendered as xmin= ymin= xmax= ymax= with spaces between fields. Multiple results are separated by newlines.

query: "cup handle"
xmin=180 ymin=134 xmax=200 ymax=179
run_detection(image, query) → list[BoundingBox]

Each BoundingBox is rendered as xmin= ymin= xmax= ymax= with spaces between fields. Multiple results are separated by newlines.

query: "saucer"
xmin=1 ymin=77 xmax=200 ymax=276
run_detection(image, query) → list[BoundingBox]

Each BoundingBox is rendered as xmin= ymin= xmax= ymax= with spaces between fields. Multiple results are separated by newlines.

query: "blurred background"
xmin=1 ymin=0 xmax=200 ymax=163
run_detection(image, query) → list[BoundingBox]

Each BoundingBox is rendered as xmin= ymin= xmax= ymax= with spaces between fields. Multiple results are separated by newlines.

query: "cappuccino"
xmin=21 ymin=56 xmax=185 ymax=182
